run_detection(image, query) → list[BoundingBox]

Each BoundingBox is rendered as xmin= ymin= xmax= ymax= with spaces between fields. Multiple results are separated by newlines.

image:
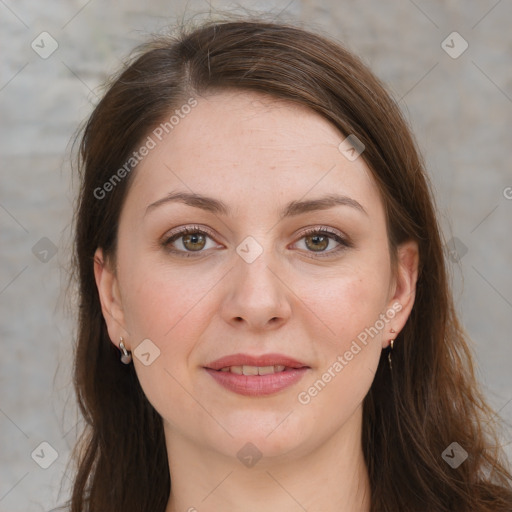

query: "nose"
xmin=219 ymin=242 xmax=292 ymax=331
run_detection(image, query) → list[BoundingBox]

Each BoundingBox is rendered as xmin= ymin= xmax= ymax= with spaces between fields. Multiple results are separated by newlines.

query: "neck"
xmin=164 ymin=405 xmax=371 ymax=512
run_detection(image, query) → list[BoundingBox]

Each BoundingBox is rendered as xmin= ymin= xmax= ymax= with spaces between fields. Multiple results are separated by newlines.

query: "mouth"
xmin=204 ymin=353 xmax=310 ymax=371
xmin=203 ymin=353 xmax=311 ymax=396
xmin=216 ymin=364 xmax=293 ymax=375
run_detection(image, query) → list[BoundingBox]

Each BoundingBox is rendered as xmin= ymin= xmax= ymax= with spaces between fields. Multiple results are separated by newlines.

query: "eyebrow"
xmin=144 ymin=190 xmax=368 ymax=219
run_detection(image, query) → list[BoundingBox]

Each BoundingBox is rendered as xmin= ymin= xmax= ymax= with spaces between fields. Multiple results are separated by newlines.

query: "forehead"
xmin=126 ymin=90 xmax=381 ymax=220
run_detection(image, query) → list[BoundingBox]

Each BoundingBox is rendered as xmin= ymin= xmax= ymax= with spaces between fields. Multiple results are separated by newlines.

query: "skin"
xmin=94 ymin=90 xmax=419 ymax=512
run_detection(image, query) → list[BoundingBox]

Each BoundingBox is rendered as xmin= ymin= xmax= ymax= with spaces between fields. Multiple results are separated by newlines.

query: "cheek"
xmin=117 ymin=262 xmax=219 ymax=427
xmin=295 ymin=267 xmax=390 ymax=412
xmin=118 ymin=259 xmax=218 ymax=341
xmin=303 ymin=263 xmax=391 ymax=346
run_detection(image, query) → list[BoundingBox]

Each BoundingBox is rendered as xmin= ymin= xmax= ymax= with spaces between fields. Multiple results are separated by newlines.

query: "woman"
xmin=61 ymin=16 xmax=512 ymax=512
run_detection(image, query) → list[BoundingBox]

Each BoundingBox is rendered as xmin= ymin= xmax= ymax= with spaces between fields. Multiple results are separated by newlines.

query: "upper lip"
xmin=204 ymin=353 xmax=310 ymax=370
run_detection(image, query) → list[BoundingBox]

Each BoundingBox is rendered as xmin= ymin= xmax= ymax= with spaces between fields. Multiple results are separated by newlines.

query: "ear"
xmin=93 ymin=247 xmax=129 ymax=351
xmin=382 ymin=239 xmax=419 ymax=348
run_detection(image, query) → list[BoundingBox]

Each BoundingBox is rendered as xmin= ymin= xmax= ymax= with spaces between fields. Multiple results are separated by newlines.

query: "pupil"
xmin=307 ymin=234 xmax=328 ymax=251
xmin=184 ymin=233 xmax=205 ymax=251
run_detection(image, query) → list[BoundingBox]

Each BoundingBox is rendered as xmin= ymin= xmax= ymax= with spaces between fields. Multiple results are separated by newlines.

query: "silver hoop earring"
xmin=119 ymin=337 xmax=132 ymax=364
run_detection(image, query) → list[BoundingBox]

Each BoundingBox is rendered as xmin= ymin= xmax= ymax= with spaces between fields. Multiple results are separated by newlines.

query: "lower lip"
xmin=204 ymin=367 xmax=309 ymax=396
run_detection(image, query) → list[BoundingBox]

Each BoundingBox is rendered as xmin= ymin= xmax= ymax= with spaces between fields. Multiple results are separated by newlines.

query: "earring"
xmin=388 ymin=329 xmax=396 ymax=370
xmin=119 ymin=337 xmax=132 ymax=364
xmin=388 ymin=339 xmax=394 ymax=370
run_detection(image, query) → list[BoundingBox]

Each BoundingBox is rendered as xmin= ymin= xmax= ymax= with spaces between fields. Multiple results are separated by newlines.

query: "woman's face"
xmin=95 ymin=90 xmax=417 ymax=463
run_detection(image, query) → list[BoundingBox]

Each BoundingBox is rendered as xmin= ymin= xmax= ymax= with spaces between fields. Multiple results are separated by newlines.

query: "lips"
xmin=203 ymin=353 xmax=310 ymax=396
xmin=204 ymin=353 xmax=310 ymax=371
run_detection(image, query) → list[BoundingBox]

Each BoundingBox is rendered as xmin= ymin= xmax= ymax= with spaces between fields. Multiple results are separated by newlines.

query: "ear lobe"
xmin=384 ymin=240 xmax=419 ymax=346
xmin=93 ymin=247 xmax=127 ymax=345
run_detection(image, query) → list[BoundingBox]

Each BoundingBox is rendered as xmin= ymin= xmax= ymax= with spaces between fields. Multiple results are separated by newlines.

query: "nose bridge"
xmin=235 ymin=233 xmax=280 ymax=294
xmin=224 ymin=232 xmax=291 ymax=327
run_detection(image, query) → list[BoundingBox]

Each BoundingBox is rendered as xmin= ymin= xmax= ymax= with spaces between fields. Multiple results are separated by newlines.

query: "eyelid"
xmin=296 ymin=225 xmax=349 ymax=241
xmin=163 ymin=224 xmax=217 ymax=241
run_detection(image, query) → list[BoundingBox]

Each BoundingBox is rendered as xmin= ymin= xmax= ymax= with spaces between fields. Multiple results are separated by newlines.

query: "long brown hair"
xmin=61 ymin=15 xmax=512 ymax=512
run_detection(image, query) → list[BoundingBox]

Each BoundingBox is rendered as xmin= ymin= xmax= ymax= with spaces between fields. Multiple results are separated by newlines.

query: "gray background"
xmin=1 ymin=1 xmax=511 ymax=510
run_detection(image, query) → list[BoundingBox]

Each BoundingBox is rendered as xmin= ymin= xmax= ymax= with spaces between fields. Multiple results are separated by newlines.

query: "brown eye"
xmin=295 ymin=227 xmax=352 ymax=258
xmin=304 ymin=233 xmax=330 ymax=252
xmin=162 ymin=226 xmax=218 ymax=257
xmin=181 ymin=232 xmax=207 ymax=251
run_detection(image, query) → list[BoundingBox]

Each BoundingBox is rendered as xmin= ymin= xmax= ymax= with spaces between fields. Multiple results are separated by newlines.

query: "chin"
xmin=209 ymin=413 xmax=312 ymax=460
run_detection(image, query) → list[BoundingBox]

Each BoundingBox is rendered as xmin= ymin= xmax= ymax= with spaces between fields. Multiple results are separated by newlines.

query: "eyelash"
xmin=161 ymin=225 xmax=352 ymax=259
